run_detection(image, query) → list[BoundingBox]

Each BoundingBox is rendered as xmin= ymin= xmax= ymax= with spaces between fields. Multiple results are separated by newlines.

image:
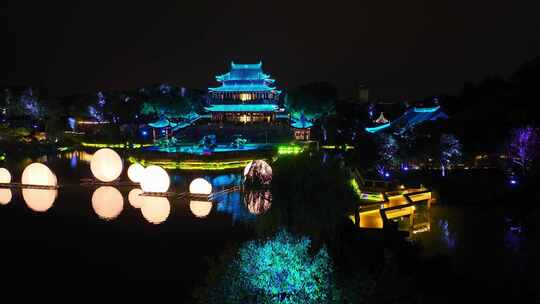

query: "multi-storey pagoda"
xmin=206 ymin=62 xmax=283 ymax=123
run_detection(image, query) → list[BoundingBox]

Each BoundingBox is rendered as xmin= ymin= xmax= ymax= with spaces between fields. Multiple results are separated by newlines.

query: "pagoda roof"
xmin=208 ymin=84 xmax=280 ymax=93
xmin=209 ymin=61 xmax=281 ymax=93
xmin=205 ymin=104 xmax=279 ymax=112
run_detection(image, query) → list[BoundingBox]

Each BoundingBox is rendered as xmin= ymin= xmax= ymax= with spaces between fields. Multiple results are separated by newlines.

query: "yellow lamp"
xmin=22 ymin=189 xmax=58 ymax=212
xmin=189 ymin=178 xmax=212 ymax=195
xmin=0 ymin=168 xmax=11 ymax=183
xmin=141 ymin=196 xmax=170 ymax=224
xmin=140 ymin=165 xmax=170 ymax=193
xmin=127 ymin=163 xmax=145 ymax=183
xmin=128 ymin=188 xmax=144 ymax=208
xmin=189 ymin=200 xmax=212 ymax=218
xmin=91 ymin=186 xmax=124 ymax=220
xmin=0 ymin=189 xmax=12 ymax=205
xmin=21 ymin=163 xmax=57 ymax=186
xmin=90 ymin=148 xmax=123 ymax=182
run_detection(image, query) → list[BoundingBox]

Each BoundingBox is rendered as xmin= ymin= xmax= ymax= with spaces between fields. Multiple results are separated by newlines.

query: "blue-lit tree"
xmin=199 ymin=230 xmax=341 ymax=304
xmin=440 ymin=134 xmax=462 ymax=176
xmin=375 ymin=133 xmax=399 ymax=177
xmin=508 ymin=126 xmax=539 ymax=175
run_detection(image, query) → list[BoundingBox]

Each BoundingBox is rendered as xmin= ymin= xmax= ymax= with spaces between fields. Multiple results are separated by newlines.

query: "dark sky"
xmin=2 ymin=0 xmax=540 ymax=100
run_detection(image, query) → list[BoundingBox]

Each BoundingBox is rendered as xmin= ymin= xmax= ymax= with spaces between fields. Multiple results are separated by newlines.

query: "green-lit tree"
xmin=198 ymin=230 xmax=341 ymax=304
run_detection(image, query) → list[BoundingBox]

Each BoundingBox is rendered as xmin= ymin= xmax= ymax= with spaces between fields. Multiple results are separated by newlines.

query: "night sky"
xmin=2 ymin=1 xmax=540 ymax=100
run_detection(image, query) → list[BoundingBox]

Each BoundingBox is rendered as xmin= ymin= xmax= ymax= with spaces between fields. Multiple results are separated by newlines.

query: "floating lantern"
xmin=22 ymin=189 xmax=58 ymax=212
xmin=243 ymin=160 xmax=272 ymax=186
xmin=127 ymin=163 xmax=145 ymax=183
xmin=141 ymin=196 xmax=170 ymax=224
xmin=140 ymin=165 xmax=170 ymax=193
xmin=91 ymin=186 xmax=124 ymax=220
xmin=21 ymin=163 xmax=57 ymax=186
xmin=0 ymin=168 xmax=11 ymax=183
xmin=189 ymin=178 xmax=212 ymax=195
xmin=0 ymin=189 xmax=12 ymax=205
xmin=189 ymin=200 xmax=213 ymax=218
xmin=90 ymin=148 xmax=123 ymax=182
xmin=128 ymin=188 xmax=144 ymax=208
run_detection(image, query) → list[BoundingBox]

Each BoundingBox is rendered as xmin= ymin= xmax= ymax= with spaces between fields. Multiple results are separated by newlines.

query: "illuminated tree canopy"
xmin=285 ymin=82 xmax=336 ymax=123
xmin=199 ymin=230 xmax=341 ymax=304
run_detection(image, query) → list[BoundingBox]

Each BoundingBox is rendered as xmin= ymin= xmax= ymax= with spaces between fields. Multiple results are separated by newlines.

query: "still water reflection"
xmin=23 ymin=189 xmax=58 ymax=212
xmin=91 ymin=186 xmax=124 ymax=220
xmin=0 ymin=188 xmax=12 ymax=205
xmin=141 ymin=196 xmax=171 ymax=224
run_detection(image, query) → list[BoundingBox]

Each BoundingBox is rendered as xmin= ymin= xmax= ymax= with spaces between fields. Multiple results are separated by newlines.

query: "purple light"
xmin=384 ymin=172 xmax=390 ymax=178
xmin=142 ymin=131 xmax=148 ymax=136
xmin=510 ymin=179 xmax=517 ymax=185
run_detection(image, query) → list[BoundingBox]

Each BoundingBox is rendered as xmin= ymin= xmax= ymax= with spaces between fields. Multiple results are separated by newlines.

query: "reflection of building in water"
xmin=438 ymin=219 xmax=456 ymax=249
xmin=23 ymin=189 xmax=58 ymax=212
xmin=91 ymin=186 xmax=124 ymax=220
xmin=244 ymin=190 xmax=272 ymax=215
xmin=141 ymin=196 xmax=170 ymax=224
xmin=215 ymin=191 xmax=255 ymax=223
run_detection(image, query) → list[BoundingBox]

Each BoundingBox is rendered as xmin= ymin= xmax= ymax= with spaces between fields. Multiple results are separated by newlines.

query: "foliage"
xmin=508 ymin=126 xmax=539 ymax=175
xmin=375 ymin=133 xmax=399 ymax=174
xmin=199 ymin=230 xmax=341 ymax=304
xmin=440 ymin=134 xmax=462 ymax=168
xmin=285 ymin=82 xmax=336 ymax=121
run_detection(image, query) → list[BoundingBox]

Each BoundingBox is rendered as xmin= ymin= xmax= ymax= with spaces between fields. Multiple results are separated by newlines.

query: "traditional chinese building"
xmin=206 ymin=62 xmax=283 ymax=123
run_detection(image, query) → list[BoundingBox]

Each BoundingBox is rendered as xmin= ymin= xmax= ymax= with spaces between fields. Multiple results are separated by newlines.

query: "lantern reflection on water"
xmin=92 ymin=186 xmax=124 ymax=220
xmin=190 ymin=200 xmax=213 ymax=218
xmin=22 ymin=189 xmax=58 ymax=212
xmin=0 ymin=189 xmax=12 ymax=205
xmin=245 ymin=190 xmax=272 ymax=215
xmin=128 ymin=188 xmax=144 ymax=208
xmin=90 ymin=148 xmax=123 ymax=182
xmin=141 ymin=196 xmax=170 ymax=224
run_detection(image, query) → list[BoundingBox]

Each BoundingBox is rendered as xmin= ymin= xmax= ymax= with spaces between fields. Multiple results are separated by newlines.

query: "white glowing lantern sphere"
xmin=141 ymin=196 xmax=170 ymax=224
xmin=140 ymin=165 xmax=170 ymax=193
xmin=21 ymin=163 xmax=57 ymax=186
xmin=0 ymin=168 xmax=11 ymax=183
xmin=0 ymin=189 xmax=12 ymax=205
xmin=128 ymin=188 xmax=144 ymax=208
xmin=22 ymin=189 xmax=58 ymax=212
xmin=91 ymin=186 xmax=124 ymax=220
xmin=189 ymin=178 xmax=212 ymax=195
xmin=90 ymin=148 xmax=123 ymax=182
xmin=189 ymin=200 xmax=213 ymax=218
xmin=127 ymin=163 xmax=145 ymax=183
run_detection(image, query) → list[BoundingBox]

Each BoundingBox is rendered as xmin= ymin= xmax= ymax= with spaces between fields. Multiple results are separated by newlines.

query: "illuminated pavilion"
xmin=206 ymin=62 xmax=284 ymax=123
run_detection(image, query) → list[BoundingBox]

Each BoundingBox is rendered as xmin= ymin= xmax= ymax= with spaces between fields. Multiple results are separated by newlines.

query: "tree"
xmin=440 ymin=134 xmax=462 ymax=176
xmin=375 ymin=133 xmax=399 ymax=176
xmin=508 ymin=126 xmax=539 ymax=175
xmin=285 ymin=82 xmax=337 ymax=141
xmin=198 ymin=230 xmax=341 ymax=304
